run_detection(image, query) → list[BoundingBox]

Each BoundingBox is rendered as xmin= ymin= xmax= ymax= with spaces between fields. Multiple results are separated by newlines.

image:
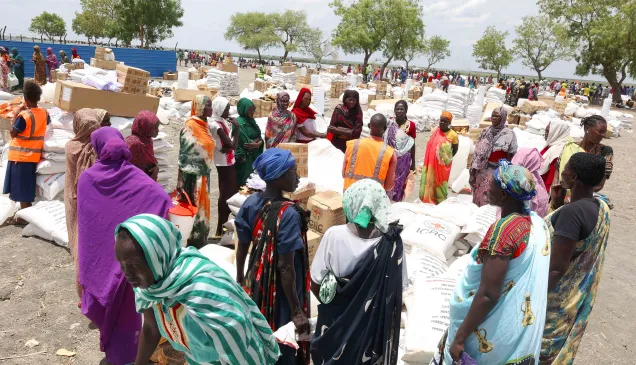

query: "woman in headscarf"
xmin=65 ymin=109 xmax=101 ymax=299
xmin=235 ymin=98 xmax=264 ymax=187
xmin=437 ymin=160 xmax=550 ymax=365
xmin=470 ymin=107 xmax=518 ymax=206
xmin=93 ymin=108 xmax=111 ymax=127
xmin=31 ymin=46 xmax=47 ymax=86
xmin=310 ymin=179 xmax=405 ymax=365
xmin=541 ymin=153 xmax=611 ymax=364
xmin=71 ymin=47 xmax=80 ymax=60
xmin=45 ymin=47 xmax=58 ymax=83
xmin=0 ymin=48 xmax=9 ymax=92
xmin=579 ymin=115 xmax=612 ymax=191
xmin=292 ymin=88 xmax=326 ymax=143
xmin=385 ymin=100 xmax=416 ymax=202
xmin=177 ymin=95 xmax=215 ymax=248
xmin=9 ymin=48 xmax=24 ymax=91
xmin=114 ymin=214 xmax=280 ymax=365
xmin=209 ymin=96 xmax=240 ymax=237
xmin=540 ymin=121 xmax=571 ymax=188
xmin=235 ymin=148 xmax=311 ymax=365
xmin=59 ymin=50 xmax=70 ymax=64
xmin=420 ymin=111 xmax=459 ymax=205
xmin=125 ymin=110 xmax=160 ymax=180
xmin=265 ymin=91 xmax=296 ymax=148
xmin=327 ymin=90 xmax=363 ymax=153
xmin=77 ymin=127 xmax=172 ymax=365
xmin=512 ymin=148 xmax=549 ymax=217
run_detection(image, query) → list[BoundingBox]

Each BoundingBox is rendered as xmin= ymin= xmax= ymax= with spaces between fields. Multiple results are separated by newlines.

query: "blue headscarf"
xmin=252 ymin=148 xmax=296 ymax=182
xmin=493 ymin=159 xmax=536 ymax=213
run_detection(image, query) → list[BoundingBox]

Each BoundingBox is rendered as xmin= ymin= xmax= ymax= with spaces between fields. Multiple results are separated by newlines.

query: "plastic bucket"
xmin=168 ymin=191 xmax=198 ymax=246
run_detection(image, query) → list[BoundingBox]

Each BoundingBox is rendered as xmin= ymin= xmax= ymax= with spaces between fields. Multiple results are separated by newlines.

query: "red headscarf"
xmin=291 ymin=88 xmax=317 ymax=125
xmin=125 ymin=110 xmax=159 ymax=170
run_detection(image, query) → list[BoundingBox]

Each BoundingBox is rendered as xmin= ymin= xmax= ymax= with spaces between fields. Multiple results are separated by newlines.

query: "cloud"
xmin=451 ymin=13 xmax=491 ymax=26
xmin=456 ymin=0 xmax=488 ymax=13
xmin=427 ymin=1 xmax=452 ymax=12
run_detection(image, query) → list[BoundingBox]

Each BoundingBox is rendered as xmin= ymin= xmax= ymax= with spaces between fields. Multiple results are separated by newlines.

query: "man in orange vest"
xmin=4 ymin=80 xmax=49 ymax=213
xmin=342 ymin=113 xmax=396 ymax=193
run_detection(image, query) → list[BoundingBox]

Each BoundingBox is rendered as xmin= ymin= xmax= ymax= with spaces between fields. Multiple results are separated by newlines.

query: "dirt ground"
xmin=0 ymin=70 xmax=634 ymax=364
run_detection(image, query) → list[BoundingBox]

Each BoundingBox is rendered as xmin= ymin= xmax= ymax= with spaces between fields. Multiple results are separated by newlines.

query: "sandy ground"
xmin=0 ymin=69 xmax=634 ymax=364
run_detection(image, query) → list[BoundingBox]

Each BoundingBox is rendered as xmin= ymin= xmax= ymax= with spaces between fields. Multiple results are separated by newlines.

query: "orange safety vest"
xmin=343 ymin=137 xmax=394 ymax=191
xmin=8 ymin=108 xmax=48 ymax=163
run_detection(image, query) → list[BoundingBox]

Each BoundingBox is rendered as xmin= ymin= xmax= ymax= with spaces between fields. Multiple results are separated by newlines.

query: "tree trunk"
xmin=362 ymin=52 xmax=371 ymax=78
xmin=603 ymin=70 xmax=623 ymax=104
xmin=496 ymin=70 xmax=501 ymax=81
xmin=537 ymin=70 xmax=542 ymax=81
xmin=139 ymin=25 xmax=144 ymax=48
xmin=257 ymin=48 xmax=261 ymax=62
xmin=405 ymin=61 xmax=410 ymax=71
xmin=40 ymin=35 xmax=43 ymax=43
xmin=380 ymin=56 xmax=393 ymax=81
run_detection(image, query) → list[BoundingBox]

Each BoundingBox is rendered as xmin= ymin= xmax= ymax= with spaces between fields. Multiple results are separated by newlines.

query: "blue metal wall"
xmin=2 ymin=41 xmax=176 ymax=78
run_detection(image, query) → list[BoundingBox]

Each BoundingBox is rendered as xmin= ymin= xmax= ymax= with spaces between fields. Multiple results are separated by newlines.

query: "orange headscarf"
xmin=441 ymin=111 xmax=454 ymax=122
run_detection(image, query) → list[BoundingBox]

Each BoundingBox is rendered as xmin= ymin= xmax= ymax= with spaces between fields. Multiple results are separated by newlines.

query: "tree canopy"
xmin=114 ymin=0 xmax=184 ymax=48
xmin=271 ymin=10 xmax=311 ymax=61
xmin=423 ymin=35 xmax=451 ymax=71
xmin=472 ymin=26 xmax=512 ymax=79
xmin=512 ymin=15 xmax=574 ymax=81
xmin=225 ymin=12 xmax=278 ymax=61
xmin=72 ymin=0 xmax=119 ymax=45
xmin=301 ymin=28 xmax=338 ymax=63
xmin=378 ymin=0 xmax=424 ymax=75
xmin=30 ymin=12 xmax=66 ymax=42
xmin=539 ymin=0 xmax=636 ymax=103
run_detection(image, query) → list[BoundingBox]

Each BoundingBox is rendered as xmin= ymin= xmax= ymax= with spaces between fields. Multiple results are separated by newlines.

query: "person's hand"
xmin=292 ymin=310 xmax=310 ymax=336
xmin=449 ymin=338 xmax=464 ymax=362
xmin=221 ymin=147 xmax=233 ymax=154
xmin=317 ymin=132 xmax=328 ymax=139
xmin=228 ymin=117 xmax=239 ymax=127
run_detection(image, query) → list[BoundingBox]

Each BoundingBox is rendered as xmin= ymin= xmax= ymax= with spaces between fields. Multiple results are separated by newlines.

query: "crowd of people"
xmin=1 ymin=55 xmax=617 ymax=364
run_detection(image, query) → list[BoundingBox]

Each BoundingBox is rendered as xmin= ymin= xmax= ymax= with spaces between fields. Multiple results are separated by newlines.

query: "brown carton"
xmin=306 ymin=229 xmax=324 ymax=264
xmin=173 ymin=89 xmax=218 ymax=103
xmin=53 ymin=81 xmax=159 ymax=117
xmin=277 ymin=143 xmax=308 ymax=178
xmin=189 ymin=71 xmax=202 ymax=80
xmin=90 ymin=58 xmax=119 ymax=70
xmin=219 ymin=62 xmax=238 ymax=73
xmin=519 ymin=100 xmax=549 ymax=115
xmin=254 ymin=80 xmax=272 ymax=92
xmin=306 ymin=191 xmax=345 ymax=234
xmin=283 ymin=187 xmax=316 ymax=208
xmin=281 ymin=65 xmax=297 ymax=74
xmin=163 ymin=72 xmax=178 ymax=80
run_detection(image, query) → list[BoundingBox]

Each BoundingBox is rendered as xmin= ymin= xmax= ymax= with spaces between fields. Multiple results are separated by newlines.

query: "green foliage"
xmin=401 ymin=35 xmax=425 ymax=69
xmin=538 ymin=0 xmax=636 ymax=102
xmin=30 ymin=12 xmax=67 ymax=41
xmin=472 ymin=26 xmax=512 ymax=78
xmin=225 ymin=13 xmax=278 ymax=61
xmin=72 ymin=0 xmax=119 ymax=44
xmin=300 ymin=28 xmax=338 ymax=63
xmin=512 ymin=15 xmax=574 ymax=80
xmin=379 ymin=0 xmax=425 ymax=72
xmin=271 ymin=10 xmax=311 ymax=60
xmin=423 ymin=35 xmax=451 ymax=70
xmin=114 ymin=0 xmax=184 ymax=48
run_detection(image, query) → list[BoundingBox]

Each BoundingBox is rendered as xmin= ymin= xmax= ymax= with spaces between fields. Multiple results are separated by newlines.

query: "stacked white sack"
xmin=158 ymin=97 xmax=192 ymax=125
xmin=205 ymin=69 xmax=239 ymax=97
xmin=466 ymin=104 xmax=483 ymax=127
xmin=446 ymin=86 xmax=472 ymax=119
xmin=485 ymin=87 xmax=506 ymax=104
xmin=271 ymin=72 xmax=297 ymax=87
xmin=154 ymin=131 xmax=174 ymax=192
xmin=38 ymin=112 xmax=75 ymax=201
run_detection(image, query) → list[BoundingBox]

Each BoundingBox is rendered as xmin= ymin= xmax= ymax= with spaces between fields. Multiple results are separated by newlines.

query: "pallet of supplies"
xmin=94 ymin=47 xmax=115 ymax=61
xmin=306 ymin=191 xmax=345 ymax=234
xmin=219 ymin=61 xmax=238 ymax=73
xmin=189 ymin=71 xmax=202 ymax=80
xmin=281 ymin=65 xmax=297 ymax=73
xmin=252 ymin=98 xmax=274 ymax=118
xmin=116 ymin=64 xmax=150 ymax=95
xmin=254 ymin=80 xmax=272 ymax=92
xmin=330 ymin=81 xmax=347 ymax=98
xmin=328 ymin=68 xmax=342 ymax=75
xmin=277 ymin=143 xmax=308 ymax=178
xmin=90 ymin=58 xmax=118 ymax=70
xmin=53 ymin=81 xmax=159 ymax=118
xmin=519 ymin=100 xmax=549 ymax=115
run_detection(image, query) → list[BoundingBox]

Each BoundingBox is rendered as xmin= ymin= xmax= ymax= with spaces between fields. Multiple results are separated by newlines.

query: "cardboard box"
xmin=254 ymin=80 xmax=272 ymax=92
xmin=519 ymin=100 xmax=549 ymax=115
xmin=252 ymin=98 xmax=274 ymax=118
xmin=368 ymin=94 xmax=376 ymax=102
xmin=306 ymin=68 xmax=316 ymax=76
xmin=56 ymin=72 xmax=68 ymax=81
xmin=283 ymin=187 xmax=316 ymax=208
xmin=94 ymin=47 xmax=112 ymax=60
xmin=307 ymin=191 xmax=345 ymax=234
xmin=328 ymin=68 xmax=342 ymax=74
xmin=295 ymin=83 xmax=312 ymax=92
xmin=90 ymin=58 xmax=118 ymax=70
xmin=307 ymin=229 xmax=324 ymax=264
xmin=163 ymin=72 xmax=178 ymax=80
xmin=53 ymin=81 xmax=160 ymax=118
xmin=219 ymin=62 xmax=238 ymax=73
xmin=552 ymin=101 xmax=567 ymax=115
xmin=116 ymin=64 xmax=150 ymax=95
xmin=64 ymin=62 xmax=84 ymax=70
xmin=173 ymin=89 xmax=218 ymax=103
xmin=189 ymin=71 xmax=202 ymax=80
xmin=277 ymin=143 xmax=308 ymax=178
xmin=281 ymin=65 xmax=297 ymax=74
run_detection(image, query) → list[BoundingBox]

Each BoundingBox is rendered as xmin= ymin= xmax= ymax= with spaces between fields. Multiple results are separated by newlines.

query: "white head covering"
xmin=539 ymin=120 xmax=571 ymax=175
xmin=211 ymin=96 xmax=230 ymax=121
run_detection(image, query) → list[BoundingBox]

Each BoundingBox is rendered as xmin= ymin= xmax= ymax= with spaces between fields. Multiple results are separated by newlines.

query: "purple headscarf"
xmin=77 ymin=127 xmax=172 ymax=364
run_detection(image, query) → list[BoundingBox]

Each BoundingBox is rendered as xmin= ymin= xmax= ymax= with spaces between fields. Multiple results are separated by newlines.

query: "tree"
xmin=378 ymin=0 xmax=425 ymax=77
xmin=423 ymin=35 xmax=451 ymax=71
xmin=472 ymin=26 xmax=512 ymax=80
xmin=401 ymin=36 xmax=425 ymax=71
xmin=115 ymin=0 xmax=184 ymax=48
xmin=225 ymin=13 xmax=278 ymax=62
xmin=29 ymin=12 xmax=67 ymax=43
xmin=271 ymin=10 xmax=311 ymax=61
xmin=301 ymin=28 xmax=338 ymax=63
xmin=539 ymin=0 xmax=636 ymax=103
xmin=72 ymin=0 xmax=120 ymax=45
xmin=512 ymin=15 xmax=575 ymax=81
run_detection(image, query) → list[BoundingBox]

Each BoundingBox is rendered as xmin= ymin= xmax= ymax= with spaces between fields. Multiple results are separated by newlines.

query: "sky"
xmin=4 ymin=0 xmax=618 ymax=83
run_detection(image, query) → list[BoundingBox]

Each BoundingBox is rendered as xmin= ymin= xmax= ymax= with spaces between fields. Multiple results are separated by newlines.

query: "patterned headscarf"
xmin=94 ymin=108 xmax=108 ymax=125
xmin=191 ymin=95 xmax=211 ymax=119
xmin=116 ymin=214 xmax=280 ymax=364
xmin=343 ymin=179 xmax=391 ymax=233
xmin=494 ymin=106 xmax=508 ymax=126
xmin=493 ymin=159 xmax=537 ymax=214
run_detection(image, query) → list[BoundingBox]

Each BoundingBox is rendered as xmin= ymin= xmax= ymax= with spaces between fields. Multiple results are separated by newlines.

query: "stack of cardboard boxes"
xmin=376 ymin=81 xmax=388 ymax=100
xmin=278 ymin=143 xmax=308 ymax=178
xmin=281 ymin=62 xmax=297 ymax=74
xmin=306 ymin=68 xmax=316 ymax=76
xmin=116 ymin=64 xmax=150 ymax=95
xmin=519 ymin=100 xmax=549 ymax=115
xmin=330 ymin=81 xmax=347 ymax=98
xmin=252 ymin=98 xmax=274 ymax=118
xmin=306 ymin=191 xmax=346 ymax=264
xmin=218 ymin=59 xmax=238 ymax=73
xmin=296 ymin=76 xmax=311 ymax=91
xmin=90 ymin=47 xmax=118 ymax=70
xmin=408 ymin=87 xmax=422 ymax=101
xmin=254 ymin=80 xmax=273 ymax=92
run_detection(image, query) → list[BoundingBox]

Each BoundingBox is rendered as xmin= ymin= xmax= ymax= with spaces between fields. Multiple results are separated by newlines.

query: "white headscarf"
xmin=539 ymin=120 xmax=571 ymax=175
xmin=211 ymin=96 xmax=230 ymax=122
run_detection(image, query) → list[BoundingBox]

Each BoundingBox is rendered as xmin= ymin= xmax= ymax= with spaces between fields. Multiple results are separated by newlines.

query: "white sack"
xmin=43 ymin=128 xmax=75 ymax=152
xmin=35 ymin=173 xmax=65 ymax=201
xmin=36 ymin=160 xmax=66 ymax=175
xmin=401 ymin=215 xmax=460 ymax=261
xmin=462 ymin=204 xmax=499 ymax=247
xmin=15 ymin=200 xmax=68 ymax=247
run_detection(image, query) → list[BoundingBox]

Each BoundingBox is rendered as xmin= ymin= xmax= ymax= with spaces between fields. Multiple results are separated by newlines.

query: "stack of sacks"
xmin=446 ymin=86 xmax=472 ymax=119
xmin=38 ymin=120 xmax=75 ymax=201
xmin=525 ymin=113 xmax=551 ymax=136
xmin=408 ymin=104 xmax=443 ymax=132
xmin=564 ymin=102 xmax=580 ymax=117
xmin=158 ymin=97 xmax=192 ymax=125
xmin=417 ymin=89 xmax=448 ymax=112
xmin=391 ymin=86 xmax=405 ymax=100
xmin=205 ymin=69 xmax=239 ymax=96
xmin=609 ymin=110 xmax=633 ymax=132
xmin=153 ymin=131 xmax=174 ymax=191
xmin=513 ymin=127 xmax=548 ymax=151
xmin=485 ymin=87 xmax=506 ymax=104
xmin=271 ymin=71 xmax=297 ymax=87
xmin=466 ymin=104 xmax=483 ymax=127
xmin=574 ymin=106 xmax=601 ymax=119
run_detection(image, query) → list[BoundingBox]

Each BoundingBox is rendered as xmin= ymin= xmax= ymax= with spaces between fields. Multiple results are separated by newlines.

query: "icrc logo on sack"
xmin=416 ymin=220 xmax=454 ymax=240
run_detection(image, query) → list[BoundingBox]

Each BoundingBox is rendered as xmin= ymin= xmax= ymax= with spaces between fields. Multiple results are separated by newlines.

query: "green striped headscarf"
xmin=116 ymin=214 xmax=280 ymax=365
